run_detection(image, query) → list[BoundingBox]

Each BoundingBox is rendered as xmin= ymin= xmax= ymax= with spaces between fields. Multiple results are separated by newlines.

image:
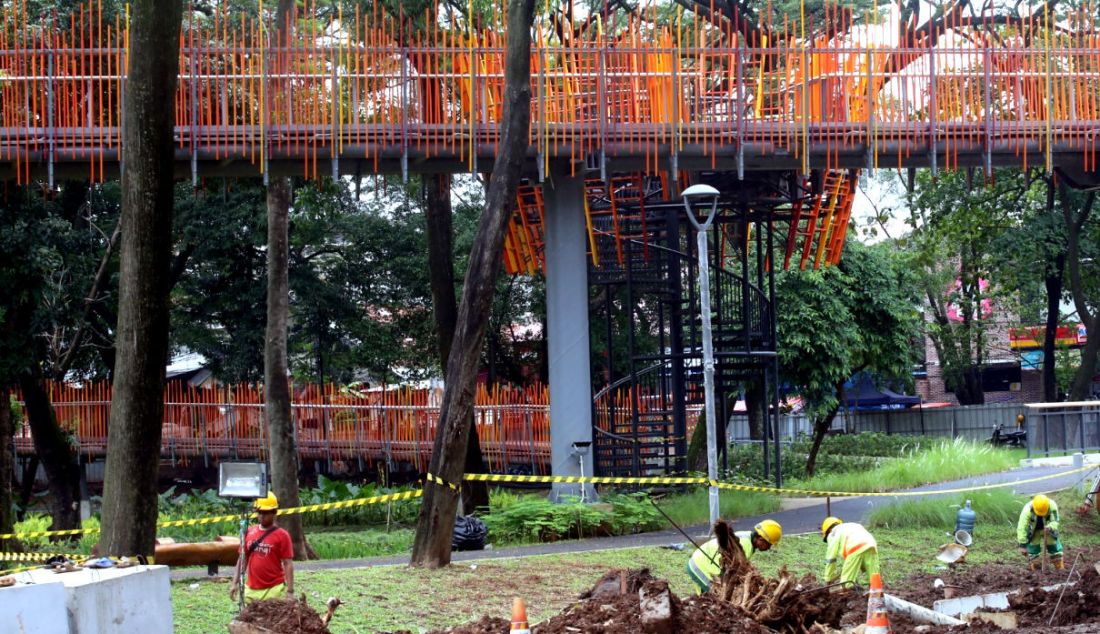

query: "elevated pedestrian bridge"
xmin=1 ymin=2 xmax=1099 ymax=184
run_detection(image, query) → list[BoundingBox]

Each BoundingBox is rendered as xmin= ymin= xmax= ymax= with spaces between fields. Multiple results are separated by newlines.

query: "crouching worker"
xmin=230 ymin=492 xmax=295 ymax=602
xmin=821 ymin=517 xmax=879 ymax=590
xmin=1018 ymin=494 xmax=1063 ymax=570
xmin=687 ymin=519 xmax=782 ymax=593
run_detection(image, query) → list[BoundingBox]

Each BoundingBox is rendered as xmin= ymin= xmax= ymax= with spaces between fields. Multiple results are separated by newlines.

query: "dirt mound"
xmin=536 ymin=579 xmax=773 ymax=633
xmin=1009 ymin=566 xmax=1100 ymax=627
xmin=892 ymin=562 xmax=1069 ymax=607
xmin=406 ymin=567 xmax=852 ymax=634
xmin=236 ymin=597 xmax=331 ymax=634
xmin=580 ymin=568 xmax=659 ymax=600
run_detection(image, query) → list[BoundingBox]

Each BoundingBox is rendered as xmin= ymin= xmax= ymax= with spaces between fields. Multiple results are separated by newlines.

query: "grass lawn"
xmin=172 ymin=490 xmax=1100 ymax=634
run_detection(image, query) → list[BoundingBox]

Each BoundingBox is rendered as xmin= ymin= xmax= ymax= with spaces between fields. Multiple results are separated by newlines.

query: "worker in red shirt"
xmin=230 ymin=492 xmax=295 ymax=602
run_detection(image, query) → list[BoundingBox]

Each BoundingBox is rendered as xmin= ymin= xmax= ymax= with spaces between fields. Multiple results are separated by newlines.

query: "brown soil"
xmin=886 ymin=557 xmax=1100 ymax=634
xmin=1008 ymin=566 xmax=1100 ymax=627
xmin=236 ymin=597 xmax=331 ymax=634
xmin=579 ymin=568 xmax=659 ymax=600
xmin=891 ymin=562 xmax=1069 ymax=607
xmin=534 ymin=579 xmax=773 ymax=634
xmin=387 ymin=567 xmax=852 ymax=634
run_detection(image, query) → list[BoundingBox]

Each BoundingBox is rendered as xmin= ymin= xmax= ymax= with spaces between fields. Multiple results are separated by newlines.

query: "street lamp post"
xmin=681 ymin=184 xmax=721 ymax=527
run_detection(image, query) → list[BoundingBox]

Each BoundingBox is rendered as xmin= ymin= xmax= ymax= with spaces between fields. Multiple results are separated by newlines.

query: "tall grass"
xmin=866 ymin=490 xmax=1024 ymax=530
xmin=656 ymin=488 xmax=780 ymax=527
xmin=792 ymin=438 xmax=1018 ymax=493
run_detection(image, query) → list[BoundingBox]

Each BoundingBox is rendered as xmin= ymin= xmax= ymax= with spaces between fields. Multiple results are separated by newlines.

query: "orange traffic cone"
xmin=510 ymin=597 xmax=531 ymax=634
xmin=865 ymin=573 xmax=891 ymax=634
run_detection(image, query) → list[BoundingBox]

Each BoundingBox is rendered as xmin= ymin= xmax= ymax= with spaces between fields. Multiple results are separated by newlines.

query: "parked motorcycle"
xmin=990 ymin=423 xmax=1027 ymax=447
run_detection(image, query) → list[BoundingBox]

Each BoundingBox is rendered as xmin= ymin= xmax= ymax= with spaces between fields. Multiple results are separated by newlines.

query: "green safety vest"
xmin=689 ymin=531 xmax=754 ymax=582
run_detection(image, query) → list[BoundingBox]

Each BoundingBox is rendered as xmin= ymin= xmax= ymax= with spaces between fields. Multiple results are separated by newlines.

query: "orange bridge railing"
xmin=2 ymin=2 xmax=1100 ymax=183
xmin=13 ymin=381 xmax=551 ymax=475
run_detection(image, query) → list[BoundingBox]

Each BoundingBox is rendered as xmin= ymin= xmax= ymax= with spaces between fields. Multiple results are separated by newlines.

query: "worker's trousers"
xmin=839 ymin=547 xmax=880 ymax=587
xmin=686 ymin=559 xmax=711 ymax=594
xmin=1025 ymin=535 xmax=1063 ymax=559
xmin=244 ymin=582 xmax=286 ymax=602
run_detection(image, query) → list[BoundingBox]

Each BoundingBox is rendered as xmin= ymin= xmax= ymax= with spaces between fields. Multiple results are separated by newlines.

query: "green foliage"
xmin=776 ymin=240 xmax=921 ymax=422
xmin=307 ymin=528 xmax=415 ymax=560
xmin=297 ymin=475 xmax=420 ymax=527
xmin=480 ymin=490 xmax=663 ymax=544
xmin=867 ymin=490 xmax=1023 ymax=530
xmin=724 ymin=432 xmax=924 ymax=483
xmin=656 ymin=487 xmax=780 ymax=527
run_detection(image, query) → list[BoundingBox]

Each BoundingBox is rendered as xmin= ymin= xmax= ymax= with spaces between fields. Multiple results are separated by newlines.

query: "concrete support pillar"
xmin=543 ymin=165 xmax=596 ymax=501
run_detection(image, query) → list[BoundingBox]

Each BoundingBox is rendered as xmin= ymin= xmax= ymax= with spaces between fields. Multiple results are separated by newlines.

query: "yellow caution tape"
xmin=460 ymin=463 xmax=1099 ymax=498
xmin=0 ymin=551 xmax=71 ymax=562
xmin=1 ymin=464 xmax=1092 ymax=541
xmin=0 ymin=490 xmax=424 ymax=540
xmin=275 ymin=489 xmax=423 ymax=517
xmin=424 ymin=473 xmax=461 ymax=491
xmin=461 ymin=473 xmax=710 ymax=486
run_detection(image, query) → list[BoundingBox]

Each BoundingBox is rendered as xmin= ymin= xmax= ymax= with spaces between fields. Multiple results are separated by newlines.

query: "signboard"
xmin=1009 ymin=325 xmax=1086 ymax=350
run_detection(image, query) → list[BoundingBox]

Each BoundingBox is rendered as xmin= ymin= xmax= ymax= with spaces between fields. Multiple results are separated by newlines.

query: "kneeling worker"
xmin=1018 ymin=494 xmax=1063 ymax=570
xmin=687 ymin=519 xmax=782 ymax=593
xmin=230 ymin=492 xmax=295 ymax=602
xmin=821 ymin=517 xmax=879 ymax=588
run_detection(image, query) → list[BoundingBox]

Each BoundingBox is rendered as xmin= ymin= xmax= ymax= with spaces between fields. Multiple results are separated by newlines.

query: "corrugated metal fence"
xmin=731 ymin=403 xmax=1024 ymax=442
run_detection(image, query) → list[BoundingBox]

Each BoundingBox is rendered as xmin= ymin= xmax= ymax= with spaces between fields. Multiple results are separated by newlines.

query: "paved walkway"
xmin=171 ymin=461 xmax=1099 ymax=581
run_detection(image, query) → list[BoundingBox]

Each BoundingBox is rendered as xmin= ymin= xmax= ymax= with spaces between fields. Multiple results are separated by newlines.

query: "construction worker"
xmin=821 ymin=517 xmax=879 ymax=589
xmin=230 ymin=492 xmax=295 ymax=602
xmin=687 ymin=519 xmax=782 ymax=593
xmin=1017 ymin=494 xmax=1063 ymax=570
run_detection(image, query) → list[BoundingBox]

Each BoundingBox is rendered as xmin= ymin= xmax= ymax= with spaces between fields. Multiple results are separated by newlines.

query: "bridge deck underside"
xmin=1 ymin=124 xmax=1095 ymax=179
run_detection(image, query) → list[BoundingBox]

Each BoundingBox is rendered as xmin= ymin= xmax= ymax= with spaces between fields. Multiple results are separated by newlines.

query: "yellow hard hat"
xmin=254 ymin=491 xmax=279 ymax=512
xmin=1032 ymin=494 xmax=1050 ymax=517
xmin=821 ymin=516 xmax=842 ymax=541
xmin=754 ymin=519 xmax=782 ymax=546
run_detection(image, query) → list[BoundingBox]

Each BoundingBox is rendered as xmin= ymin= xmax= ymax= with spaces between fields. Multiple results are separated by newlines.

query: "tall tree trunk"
xmin=262 ymin=0 xmax=311 ymax=561
xmin=1042 ymin=253 xmax=1065 ymax=401
xmin=425 ymin=174 xmax=490 ymax=513
xmin=805 ymin=405 xmax=840 ymax=478
xmin=0 ymin=386 xmax=19 ymax=552
xmin=805 ymin=380 xmax=845 ymax=477
xmin=99 ymin=0 xmax=183 ymax=557
xmin=265 ymin=178 xmax=311 ymax=559
xmin=18 ymin=373 xmax=81 ymax=531
xmin=745 ymin=379 xmax=764 ymax=440
xmin=1059 ymin=182 xmax=1097 ymax=401
xmin=410 ymin=0 xmax=535 ymax=568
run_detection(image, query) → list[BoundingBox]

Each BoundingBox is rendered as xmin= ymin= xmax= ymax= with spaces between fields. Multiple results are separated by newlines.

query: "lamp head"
xmin=680 ymin=184 xmax=721 ymax=230
xmin=679 ymin=184 xmax=720 ymax=200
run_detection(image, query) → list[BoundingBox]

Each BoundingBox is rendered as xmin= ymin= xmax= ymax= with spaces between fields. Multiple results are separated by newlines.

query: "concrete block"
xmin=964 ymin=611 xmax=1018 ymax=629
xmin=18 ymin=565 xmax=173 ymax=634
xmin=0 ymin=576 xmax=70 ymax=634
xmin=639 ymin=581 xmax=673 ymax=634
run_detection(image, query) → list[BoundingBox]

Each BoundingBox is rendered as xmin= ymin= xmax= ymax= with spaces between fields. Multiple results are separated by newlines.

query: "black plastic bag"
xmin=452 ymin=515 xmax=488 ymax=551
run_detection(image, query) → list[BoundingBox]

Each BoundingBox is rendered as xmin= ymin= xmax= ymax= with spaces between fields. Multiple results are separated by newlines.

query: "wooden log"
xmin=156 ymin=538 xmax=240 ymax=567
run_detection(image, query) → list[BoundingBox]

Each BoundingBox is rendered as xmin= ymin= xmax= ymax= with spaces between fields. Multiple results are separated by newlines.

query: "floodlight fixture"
xmin=217 ymin=462 xmax=268 ymax=499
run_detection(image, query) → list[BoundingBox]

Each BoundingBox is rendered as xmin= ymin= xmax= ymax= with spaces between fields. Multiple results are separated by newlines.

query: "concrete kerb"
xmin=1019 ymin=453 xmax=1100 ymax=469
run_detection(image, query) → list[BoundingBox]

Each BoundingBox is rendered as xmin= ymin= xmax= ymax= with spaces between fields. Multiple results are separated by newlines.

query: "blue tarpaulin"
xmin=843 ymin=375 xmax=921 ymax=410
